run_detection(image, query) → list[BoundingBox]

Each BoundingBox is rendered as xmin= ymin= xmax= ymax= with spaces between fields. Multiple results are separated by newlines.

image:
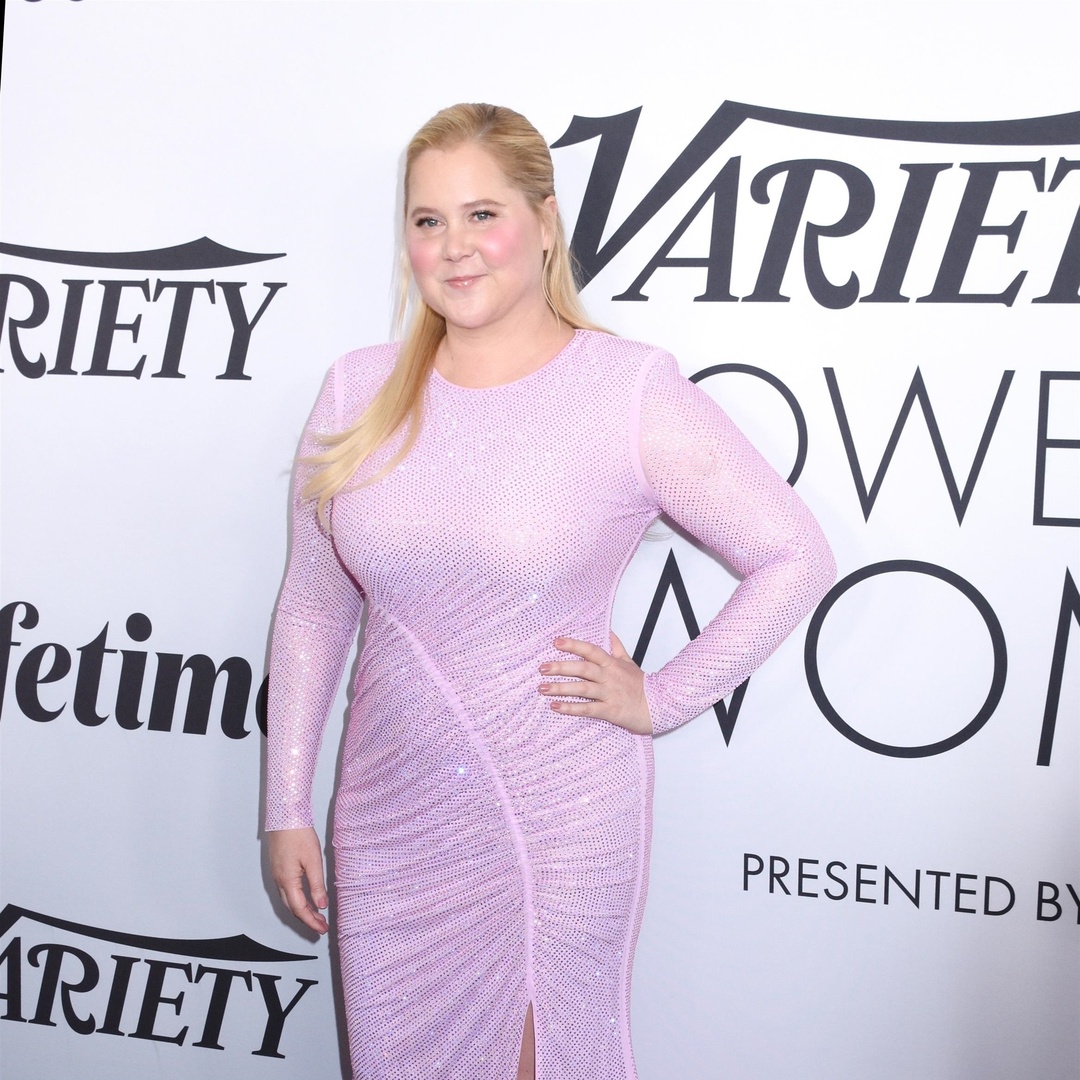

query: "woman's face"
xmin=406 ymin=141 xmax=555 ymax=334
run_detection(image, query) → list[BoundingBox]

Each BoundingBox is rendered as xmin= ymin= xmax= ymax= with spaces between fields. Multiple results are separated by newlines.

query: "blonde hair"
xmin=304 ymin=103 xmax=604 ymax=524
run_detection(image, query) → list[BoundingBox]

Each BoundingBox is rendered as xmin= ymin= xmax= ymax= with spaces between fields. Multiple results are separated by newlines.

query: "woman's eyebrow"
xmin=409 ymin=199 xmax=508 ymax=215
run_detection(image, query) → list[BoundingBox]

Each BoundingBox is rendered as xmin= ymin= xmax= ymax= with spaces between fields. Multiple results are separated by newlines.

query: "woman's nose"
xmin=442 ymin=222 xmax=473 ymax=261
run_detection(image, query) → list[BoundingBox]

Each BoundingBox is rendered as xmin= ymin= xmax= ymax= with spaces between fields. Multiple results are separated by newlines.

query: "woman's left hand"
xmin=539 ymin=633 xmax=652 ymax=735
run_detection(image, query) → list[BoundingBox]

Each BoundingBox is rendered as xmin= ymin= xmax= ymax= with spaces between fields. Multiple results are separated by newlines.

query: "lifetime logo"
xmin=0 ymin=602 xmax=267 ymax=740
xmin=0 ymin=237 xmax=286 ymax=381
xmin=0 ymin=905 xmax=317 ymax=1057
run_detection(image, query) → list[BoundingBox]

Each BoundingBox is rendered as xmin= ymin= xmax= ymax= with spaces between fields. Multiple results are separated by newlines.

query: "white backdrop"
xmin=1 ymin=2 xmax=1077 ymax=1079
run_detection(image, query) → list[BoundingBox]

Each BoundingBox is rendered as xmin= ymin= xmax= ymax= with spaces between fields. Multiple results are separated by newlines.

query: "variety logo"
xmin=555 ymin=102 xmax=1080 ymax=306
xmin=0 ymin=904 xmax=318 ymax=1057
xmin=0 ymin=237 xmax=286 ymax=380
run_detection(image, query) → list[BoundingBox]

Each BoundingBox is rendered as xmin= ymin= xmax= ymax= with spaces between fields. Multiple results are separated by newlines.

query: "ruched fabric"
xmin=265 ymin=331 xmax=835 ymax=1079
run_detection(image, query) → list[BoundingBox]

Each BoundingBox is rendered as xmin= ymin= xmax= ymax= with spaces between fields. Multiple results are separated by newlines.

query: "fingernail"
xmin=539 ymin=663 xmax=551 ymax=673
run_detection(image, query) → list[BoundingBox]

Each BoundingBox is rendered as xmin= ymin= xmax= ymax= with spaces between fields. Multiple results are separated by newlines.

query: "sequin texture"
xmin=265 ymin=331 xmax=835 ymax=1079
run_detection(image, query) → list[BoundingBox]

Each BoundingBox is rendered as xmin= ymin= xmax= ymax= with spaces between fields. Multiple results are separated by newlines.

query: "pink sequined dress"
xmin=265 ymin=330 xmax=834 ymax=1080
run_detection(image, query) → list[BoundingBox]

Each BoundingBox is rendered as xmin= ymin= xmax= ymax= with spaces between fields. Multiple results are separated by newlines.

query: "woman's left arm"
xmin=632 ymin=350 xmax=836 ymax=735
xmin=539 ymin=349 xmax=835 ymax=736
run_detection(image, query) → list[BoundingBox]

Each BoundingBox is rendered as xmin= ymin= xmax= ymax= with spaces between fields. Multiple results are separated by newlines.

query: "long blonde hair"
xmin=304 ymin=103 xmax=604 ymax=523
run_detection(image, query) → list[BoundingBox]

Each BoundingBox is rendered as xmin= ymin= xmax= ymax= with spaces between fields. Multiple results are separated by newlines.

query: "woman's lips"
xmin=444 ymin=275 xmax=483 ymax=288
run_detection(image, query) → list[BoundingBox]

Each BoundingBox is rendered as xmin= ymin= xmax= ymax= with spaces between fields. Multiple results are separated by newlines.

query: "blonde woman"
xmin=265 ymin=103 xmax=834 ymax=1080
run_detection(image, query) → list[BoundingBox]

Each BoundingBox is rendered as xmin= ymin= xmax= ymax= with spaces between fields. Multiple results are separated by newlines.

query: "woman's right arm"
xmin=265 ymin=361 xmax=365 ymax=931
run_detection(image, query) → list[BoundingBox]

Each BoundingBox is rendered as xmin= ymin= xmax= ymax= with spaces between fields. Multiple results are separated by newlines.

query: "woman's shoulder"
xmin=575 ymin=329 xmax=673 ymax=362
xmin=572 ymin=330 xmax=678 ymax=386
xmin=333 ymin=341 xmax=400 ymax=383
xmin=327 ymin=341 xmax=400 ymax=423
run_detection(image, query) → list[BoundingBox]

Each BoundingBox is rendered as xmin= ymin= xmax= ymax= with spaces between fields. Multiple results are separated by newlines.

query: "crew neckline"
xmin=430 ymin=329 xmax=585 ymax=392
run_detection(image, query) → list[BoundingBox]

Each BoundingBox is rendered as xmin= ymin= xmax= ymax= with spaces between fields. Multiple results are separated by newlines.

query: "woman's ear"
xmin=541 ymin=195 xmax=558 ymax=251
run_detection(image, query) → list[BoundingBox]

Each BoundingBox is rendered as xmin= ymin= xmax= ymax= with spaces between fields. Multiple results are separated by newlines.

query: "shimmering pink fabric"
xmin=265 ymin=330 xmax=834 ymax=1079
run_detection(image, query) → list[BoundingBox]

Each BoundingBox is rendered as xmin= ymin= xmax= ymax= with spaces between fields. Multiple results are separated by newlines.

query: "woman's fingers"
xmin=279 ymin=879 xmax=323 ymax=931
xmin=538 ymin=640 xmax=606 ymax=698
xmin=268 ymin=827 xmax=330 ymax=935
xmin=538 ymin=658 xmax=599 ymax=680
xmin=538 ymin=635 xmax=652 ymax=735
xmin=283 ymin=878 xmax=329 ymax=935
xmin=538 ymin=679 xmax=599 ymax=699
xmin=547 ymin=696 xmax=607 ymax=716
xmin=553 ymin=636 xmax=607 ymax=662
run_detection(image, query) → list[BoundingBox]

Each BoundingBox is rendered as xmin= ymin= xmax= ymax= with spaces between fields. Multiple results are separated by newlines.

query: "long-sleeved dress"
xmin=265 ymin=330 xmax=835 ymax=1080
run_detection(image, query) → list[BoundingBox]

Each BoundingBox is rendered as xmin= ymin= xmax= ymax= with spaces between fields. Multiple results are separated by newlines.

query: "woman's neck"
xmin=437 ymin=311 xmax=575 ymax=389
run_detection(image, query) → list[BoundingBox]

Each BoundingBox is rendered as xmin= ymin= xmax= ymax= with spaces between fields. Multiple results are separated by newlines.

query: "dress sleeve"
xmin=264 ymin=361 xmax=365 ymax=830
xmin=634 ymin=351 xmax=836 ymax=735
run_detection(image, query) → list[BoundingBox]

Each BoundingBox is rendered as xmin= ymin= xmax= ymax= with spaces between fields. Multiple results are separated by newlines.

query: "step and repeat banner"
xmin=2 ymin=2 xmax=1077 ymax=1078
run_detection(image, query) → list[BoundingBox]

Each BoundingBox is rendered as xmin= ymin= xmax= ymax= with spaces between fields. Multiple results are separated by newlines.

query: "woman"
xmin=265 ymin=103 xmax=835 ymax=1080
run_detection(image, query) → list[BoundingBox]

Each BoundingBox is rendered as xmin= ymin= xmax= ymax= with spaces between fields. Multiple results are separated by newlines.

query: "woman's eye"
xmin=415 ymin=217 xmax=440 ymax=229
xmin=473 ymin=209 xmax=494 ymax=222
